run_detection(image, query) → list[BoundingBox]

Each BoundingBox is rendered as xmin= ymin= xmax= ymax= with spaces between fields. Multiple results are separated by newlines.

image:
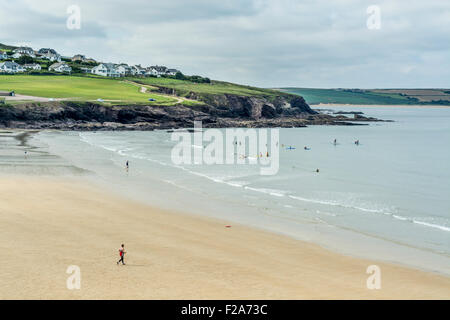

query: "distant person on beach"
xmin=333 ymin=139 xmax=337 ymax=145
xmin=117 ymin=244 xmax=126 ymax=265
xmin=126 ymin=161 xmax=129 ymax=169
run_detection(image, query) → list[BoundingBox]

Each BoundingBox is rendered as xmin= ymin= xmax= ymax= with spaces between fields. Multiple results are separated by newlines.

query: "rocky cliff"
xmin=0 ymin=93 xmax=383 ymax=130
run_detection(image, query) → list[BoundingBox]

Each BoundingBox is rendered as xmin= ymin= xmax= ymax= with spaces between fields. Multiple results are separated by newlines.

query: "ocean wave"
xmin=392 ymin=215 xmax=450 ymax=232
xmin=244 ymin=186 xmax=287 ymax=197
xmin=288 ymin=195 xmax=385 ymax=213
xmin=412 ymin=220 xmax=450 ymax=232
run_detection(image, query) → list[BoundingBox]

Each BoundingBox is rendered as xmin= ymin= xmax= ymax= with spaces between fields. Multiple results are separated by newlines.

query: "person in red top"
xmin=117 ymin=244 xmax=126 ymax=265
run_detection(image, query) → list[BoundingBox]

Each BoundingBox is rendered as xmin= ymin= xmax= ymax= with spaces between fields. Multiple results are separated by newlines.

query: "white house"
xmin=49 ymin=62 xmax=72 ymax=73
xmin=0 ymin=61 xmax=25 ymax=73
xmin=151 ymin=66 xmax=168 ymax=76
xmin=0 ymin=51 xmax=8 ymax=60
xmin=80 ymin=67 xmax=92 ymax=74
xmin=38 ymin=48 xmax=58 ymax=55
xmin=92 ymin=63 xmax=120 ymax=77
xmin=132 ymin=65 xmax=146 ymax=76
xmin=117 ymin=64 xmax=132 ymax=77
xmin=13 ymin=52 xmax=37 ymax=59
xmin=166 ymin=69 xmax=179 ymax=76
xmin=23 ymin=63 xmax=42 ymax=71
xmin=145 ymin=67 xmax=158 ymax=76
xmin=12 ymin=52 xmax=24 ymax=59
xmin=13 ymin=47 xmax=35 ymax=57
xmin=42 ymin=52 xmax=62 ymax=62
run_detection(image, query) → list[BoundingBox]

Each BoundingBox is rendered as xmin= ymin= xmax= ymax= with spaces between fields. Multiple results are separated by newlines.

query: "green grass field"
xmin=279 ymin=88 xmax=414 ymax=105
xmin=0 ymin=75 xmax=179 ymax=105
xmin=279 ymin=88 xmax=450 ymax=105
xmin=130 ymin=77 xmax=283 ymax=98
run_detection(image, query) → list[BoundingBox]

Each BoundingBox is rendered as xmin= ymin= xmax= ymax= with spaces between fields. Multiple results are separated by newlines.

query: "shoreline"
xmin=1 ymin=174 xmax=449 ymax=299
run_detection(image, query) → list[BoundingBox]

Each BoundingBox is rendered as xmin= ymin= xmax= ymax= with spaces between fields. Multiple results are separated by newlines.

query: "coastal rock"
xmin=0 ymin=94 xmax=386 ymax=130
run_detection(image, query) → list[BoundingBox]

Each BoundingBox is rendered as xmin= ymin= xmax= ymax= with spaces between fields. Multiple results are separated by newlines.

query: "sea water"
xmin=34 ymin=106 xmax=450 ymax=275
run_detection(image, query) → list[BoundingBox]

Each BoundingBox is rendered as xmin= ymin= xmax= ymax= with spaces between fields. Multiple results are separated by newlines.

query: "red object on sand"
xmin=225 ymin=225 xmax=232 ymax=228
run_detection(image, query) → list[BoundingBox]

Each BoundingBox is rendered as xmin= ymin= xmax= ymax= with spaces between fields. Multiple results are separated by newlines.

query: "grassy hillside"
xmin=280 ymin=88 xmax=450 ymax=105
xmin=131 ymin=77 xmax=286 ymax=98
xmin=0 ymin=75 xmax=178 ymax=105
xmin=0 ymin=74 xmax=294 ymax=107
xmin=0 ymin=43 xmax=17 ymax=51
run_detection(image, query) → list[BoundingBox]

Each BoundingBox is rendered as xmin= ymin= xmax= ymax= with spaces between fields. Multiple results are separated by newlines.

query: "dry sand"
xmin=0 ymin=176 xmax=449 ymax=299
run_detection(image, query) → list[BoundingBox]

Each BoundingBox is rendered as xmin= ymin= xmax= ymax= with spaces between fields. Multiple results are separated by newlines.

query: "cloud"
xmin=0 ymin=0 xmax=449 ymax=88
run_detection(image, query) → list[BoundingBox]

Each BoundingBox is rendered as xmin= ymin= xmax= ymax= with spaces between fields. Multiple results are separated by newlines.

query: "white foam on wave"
xmin=391 ymin=214 xmax=450 ymax=232
xmin=412 ymin=220 xmax=450 ymax=232
xmin=244 ymin=186 xmax=287 ymax=197
xmin=288 ymin=195 xmax=385 ymax=213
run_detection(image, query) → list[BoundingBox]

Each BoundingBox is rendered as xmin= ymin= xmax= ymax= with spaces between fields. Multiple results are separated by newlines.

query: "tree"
xmin=16 ymin=55 xmax=35 ymax=64
xmin=175 ymin=71 xmax=187 ymax=80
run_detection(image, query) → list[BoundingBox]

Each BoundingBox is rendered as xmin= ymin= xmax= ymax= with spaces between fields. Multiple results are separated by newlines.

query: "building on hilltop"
xmin=13 ymin=47 xmax=35 ymax=56
xmin=12 ymin=52 xmax=35 ymax=59
xmin=166 ymin=68 xmax=179 ymax=76
xmin=49 ymin=62 xmax=72 ymax=73
xmin=23 ymin=63 xmax=42 ymax=71
xmin=92 ymin=63 xmax=120 ymax=77
xmin=80 ymin=67 xmax=92 ymax=74
xmin=131 ymin=65 xmax=146 ymax=76
xmin=71 ymin=54 xmax=85 ymax=62
xmin=150 ymin=65 xmax=167 ymax=76
xmin=0 ymin=61 xmax=25 ymax=73
xmin=38 ymin=48 xmax=57 ymax=55
xmin=117 ymin=64 xmax=132 ymax=76
xmin=42 ymin=52 xmax=62 ymax=62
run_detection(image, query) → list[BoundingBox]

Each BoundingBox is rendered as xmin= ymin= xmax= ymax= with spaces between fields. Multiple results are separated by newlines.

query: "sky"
xmin=0 ymin=0 xmax=449 ymax=88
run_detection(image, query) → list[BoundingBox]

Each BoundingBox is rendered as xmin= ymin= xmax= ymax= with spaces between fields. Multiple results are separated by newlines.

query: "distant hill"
xmin=0 ymin=43 xmax=18 ymax=51
xmin=278 ymin=88 xmax=450 ymax=106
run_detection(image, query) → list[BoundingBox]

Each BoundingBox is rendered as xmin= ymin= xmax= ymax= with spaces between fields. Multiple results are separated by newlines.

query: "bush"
xmin=16 ymin=55 xmax=35 ymax=64
xmin=175 ymin=71 xmax=186 ymax=80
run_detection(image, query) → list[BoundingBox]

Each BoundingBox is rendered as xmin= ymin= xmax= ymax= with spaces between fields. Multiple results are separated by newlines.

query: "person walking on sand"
xmin=117 ymin=244 xmax=126 ymax=265
xmin=126 ymin=161 xmax=129 ymax=170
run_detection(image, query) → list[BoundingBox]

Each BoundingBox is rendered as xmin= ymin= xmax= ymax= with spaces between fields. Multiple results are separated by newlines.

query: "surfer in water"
xmin=316 ymin=168 xmax=320 ymax=173
xmin=333 ymin=139 xmax=337 ymax=146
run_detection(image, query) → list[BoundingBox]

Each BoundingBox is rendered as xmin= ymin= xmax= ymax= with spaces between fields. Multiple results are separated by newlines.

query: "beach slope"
xmin=0 ymin=177 xmax=448 ymax=299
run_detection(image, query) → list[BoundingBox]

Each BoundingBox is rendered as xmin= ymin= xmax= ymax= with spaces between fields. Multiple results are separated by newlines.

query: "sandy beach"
xmin=0 ymin=175 xmax=449 ymax=299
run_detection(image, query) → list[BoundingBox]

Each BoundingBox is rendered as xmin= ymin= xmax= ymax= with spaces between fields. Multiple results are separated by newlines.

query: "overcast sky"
xmin=1 ymin=0 xmax=449 ymax=88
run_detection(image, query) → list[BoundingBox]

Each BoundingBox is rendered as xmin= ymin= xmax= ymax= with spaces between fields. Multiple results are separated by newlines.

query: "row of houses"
xmin=8 ymin=46 xmax=63 ymax=62
xmin=89 ymin=63 xmax=179 ymax=77
xmin=0 ymin=61 xmax=71 ymax=73
xmin=1 ymin=46 xmax=181 ymax=77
